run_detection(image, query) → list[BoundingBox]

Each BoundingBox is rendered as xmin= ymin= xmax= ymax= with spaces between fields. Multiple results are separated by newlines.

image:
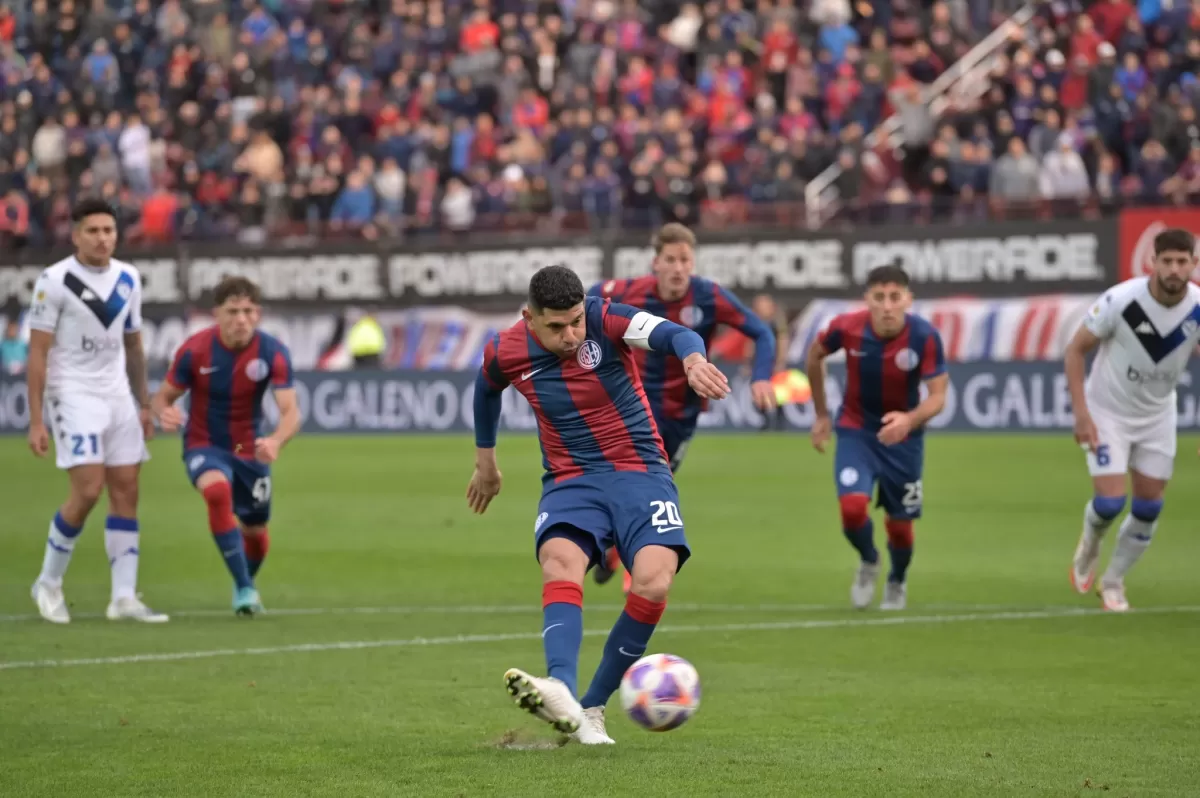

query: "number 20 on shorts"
xmin=650 ymin=500 xmax=683 ymax=531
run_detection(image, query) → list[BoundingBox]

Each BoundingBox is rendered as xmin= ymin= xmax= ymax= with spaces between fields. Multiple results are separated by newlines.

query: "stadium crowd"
xmin=0 ymin=0 xmax=1197 ymax=247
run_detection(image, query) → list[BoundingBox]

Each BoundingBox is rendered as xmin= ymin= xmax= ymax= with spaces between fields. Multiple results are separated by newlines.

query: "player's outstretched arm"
xmin=805 ymin=338 xmax=832 ymax=453
xmin=25 ymin=330 xmax=53 ymax=457
xmin=602 ymin=301 xmax=730 ymax=399
xmin=467 ymin=338 xmax=507 ymax=514
xmin=713 ymin=285 xmax=778 ymax=410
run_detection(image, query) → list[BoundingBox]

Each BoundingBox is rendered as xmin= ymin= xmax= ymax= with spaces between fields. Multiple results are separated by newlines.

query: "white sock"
xmin=1102 ymin=514 xmax=1155 ymax=586
xmin=1084 ymin=500 xmax=1119 ymax=539
xmin=38 ymin=513 xmax=82 ymax=590
xmin=104 ymin=516 xmax=140 ymax=601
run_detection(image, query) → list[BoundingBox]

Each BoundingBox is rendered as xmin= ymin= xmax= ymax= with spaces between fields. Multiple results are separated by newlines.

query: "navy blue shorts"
xmin=655 ymin=416 xmax=697 ymax=473
xmin=833 ymin=430 xmax=925 ymax=520
xmin=184 ymin=447 xmax=273 ymax=526
xmin=535 ymin=470 xmax=691 ymax=572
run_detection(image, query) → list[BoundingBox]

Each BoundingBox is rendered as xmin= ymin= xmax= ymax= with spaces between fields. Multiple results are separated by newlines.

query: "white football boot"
xmin=503 ymin=669 xmax=584 ymax=734
xmin=106 ymin=595 xmax=170 ymax=623
xmin=1070 ymin=526 xmax=1102 ymax=594
xmin=31 ymin=580 xmax=70 ymax=624
xmin=572 ymin=706 xmax=616 ymax=745
xmin=880 ymin=581 xmax=907 ymax=611
xmin=1099 ymin=581 xmax=1130 ymax=613
xmin=851 ymin=561 xmax=880 ymax=609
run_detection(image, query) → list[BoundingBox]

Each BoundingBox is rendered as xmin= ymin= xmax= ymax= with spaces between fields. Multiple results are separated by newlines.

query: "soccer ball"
xmin=771 ymin=368 xmax=812 ymax=405
xmin=619 ymin=653 xmax=701 ymax=732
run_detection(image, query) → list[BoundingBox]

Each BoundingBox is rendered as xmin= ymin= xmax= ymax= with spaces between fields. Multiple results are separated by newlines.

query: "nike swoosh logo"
xmin=656 ymin=526 xmax=682 ymax=534
xmin=200 ymin=367 xmax=218 ymax=374
xmin=618 ymin=646 xmax=644 ymax=658
xmin=542 ymin=623 xmax=564 ymax=638
xmin=521 ymin=366 xmax=547 ymax=381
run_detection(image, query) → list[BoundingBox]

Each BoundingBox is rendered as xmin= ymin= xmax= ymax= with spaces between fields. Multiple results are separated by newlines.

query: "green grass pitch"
xmin=2 ymin=433 xmax=1199 ymax=797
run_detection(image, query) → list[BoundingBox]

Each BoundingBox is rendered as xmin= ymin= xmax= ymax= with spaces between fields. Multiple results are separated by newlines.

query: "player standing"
xmin=1065 ymin=228 xmax=1200 ymax=612
xmin=467 ymin=264 xmax=728 ymax=745
xmin=151 ymin=276 xmax=300 ymax=616
xmin=805 ymin=266 xmax=948 ymax=611
xmin=26 ymin=198 xmax=167 ymax=624
xmin=588 ymin=223 xmax=777 ymax=589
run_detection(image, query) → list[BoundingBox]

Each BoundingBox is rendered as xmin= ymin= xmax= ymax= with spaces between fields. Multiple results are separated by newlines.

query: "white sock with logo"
xmin=1102 ymin=515 xmax=1155 ymax=586
xmin=104 ymin=516 xmax=140 ymax=601
xmin=38 ymin=512 xmax=84 ymax=589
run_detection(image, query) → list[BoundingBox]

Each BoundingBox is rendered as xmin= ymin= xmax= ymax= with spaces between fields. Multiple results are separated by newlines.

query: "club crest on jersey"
xmin=1183 ymin=319 xmax=1199 ymax=339
xmin=245 ymin=358 xmax=269 ymax=381
xmin=577 ymin=340 xmax=602 ymax=370
xmin=680 ymin=305 xmax=703 ymax=328
xmin=894 ymin=348 xmax=920 ymax=372
xmin=115 ymin=282 xmax=132 ymax=300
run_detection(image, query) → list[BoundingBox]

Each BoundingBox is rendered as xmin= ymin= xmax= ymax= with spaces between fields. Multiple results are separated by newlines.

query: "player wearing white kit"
xmin=26 ymin=198 xmax=168 ymax=624
xmin=1064 ymin=227 xmax=1200 ymax=613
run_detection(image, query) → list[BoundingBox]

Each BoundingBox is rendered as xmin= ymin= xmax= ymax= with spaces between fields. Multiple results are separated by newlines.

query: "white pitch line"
xmin=0 ymin=602 xmax=1072 ymax=624
xmin=2 ymin=605 xmax=1197 ymax=672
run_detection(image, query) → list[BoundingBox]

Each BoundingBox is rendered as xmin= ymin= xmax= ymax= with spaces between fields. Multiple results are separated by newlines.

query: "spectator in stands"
xmin=1 ymin=320 xmax=26 ymax=376
xmin=990 ymin=137 xmax=1041 ymax=205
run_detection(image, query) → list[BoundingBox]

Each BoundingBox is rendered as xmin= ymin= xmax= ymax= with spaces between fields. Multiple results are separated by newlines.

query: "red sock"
xmin=242 ymin=528 xmax=270 ymax=562
xmin=202 ymin=482 xmax=237 ymax=534
xmin=624 ymin=592 xmax=666 ymax=625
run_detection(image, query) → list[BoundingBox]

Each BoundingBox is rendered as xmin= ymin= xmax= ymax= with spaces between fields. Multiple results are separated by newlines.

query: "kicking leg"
xmin=195 ymin=470 xmax=260 ymax=616
xmin=504 ymin=530 xmax=590 ymax=734
xmin=577 ymin=544 xmax=677 ymax=744
xmin=1099 ymin=470 xmax=1166 ymax=612
xmin=104 ymin=464 xmax=167 ymax=622
xmin=840 ymin=493 xmax=879 ymax=609
xmin=34 ymin=465 xmax=105 ymax=624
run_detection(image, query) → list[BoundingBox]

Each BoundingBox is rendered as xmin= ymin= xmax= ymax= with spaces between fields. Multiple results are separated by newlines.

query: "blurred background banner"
xmin=7 ymin=361 xmax=1200 ymax=435
xmin=0 ymin=213 xmax=1118 ymax=314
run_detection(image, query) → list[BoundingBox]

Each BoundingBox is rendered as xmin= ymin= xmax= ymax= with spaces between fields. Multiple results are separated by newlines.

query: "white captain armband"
xmin=622 ymin=310 xmax=666 ymax=350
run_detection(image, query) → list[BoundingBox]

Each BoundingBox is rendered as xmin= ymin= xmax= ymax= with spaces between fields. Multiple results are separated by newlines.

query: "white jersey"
xmin=28 ymin=256 xmax=143 ymax=398
xmin=1083 ymin=277 xmax=1200 ymax=419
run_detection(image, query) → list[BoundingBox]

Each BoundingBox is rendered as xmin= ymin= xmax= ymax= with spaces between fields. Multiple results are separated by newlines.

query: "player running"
xmin=467 ymin=264 xmax=728 ymax=745
xmin=151 ymin=276 xmax=300 ymax=616
xmin=805 ymin=265 xmax=948 ymax=611
xmin=26 ymin=198 xmax=167 ymax=625
xmin=588 ymin=223 xmax=777 ymax=590
xmin=1065 ymin=227 xmax=1200 ymax=613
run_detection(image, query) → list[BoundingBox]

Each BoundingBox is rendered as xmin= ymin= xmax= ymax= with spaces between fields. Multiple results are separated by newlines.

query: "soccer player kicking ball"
xmin=1064 ymin=228 xmax=1200 ymax=612
xmin=805 ymin=266 xmax=948 ymax=611
xmin=27 ymin=199 xmax=167 ymax=624
xmin=467 ymin=264 xmax=729 ymax=744
xmin=152 ymin=276 xmax=300 ymax=617
xmin=587 ymin=223 xmax=777 ymax=591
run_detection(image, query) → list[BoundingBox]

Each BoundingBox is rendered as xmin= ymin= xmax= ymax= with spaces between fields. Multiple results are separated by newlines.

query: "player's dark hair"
xmin=71 ymin=198 xmax=116 ymax=224
xmin=1154 ymin=228 xmax=1196 ymax=256
xmin=213 ymin=275 xmax=262 ymax=306
xmin=528 ymin=265 xmax=585 ymax=312
xmin=864 ymin=265 xmax=911 ymax=289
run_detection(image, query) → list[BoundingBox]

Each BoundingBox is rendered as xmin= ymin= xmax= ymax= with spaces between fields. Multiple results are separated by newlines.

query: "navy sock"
xmin=844 ymin=520 xmax=878 ymax=564
xmin=212 ymin=529 xmax=254 ymax=590
xmin=886 ymin=519 xmax=915 ymax=583
xmin=542 ymin=581 xmax=584 ymax=696
xmin=580 ymin=593 xmax=665 ymax=709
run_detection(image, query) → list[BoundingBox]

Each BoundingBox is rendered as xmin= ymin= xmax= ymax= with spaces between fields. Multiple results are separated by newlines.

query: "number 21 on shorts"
xmin=650 ymin=500 xmax=683 ymax=532
xmin=71 ymin=434 xmax=99 ymax=456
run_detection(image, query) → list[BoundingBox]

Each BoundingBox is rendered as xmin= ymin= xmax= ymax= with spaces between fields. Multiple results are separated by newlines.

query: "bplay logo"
xmin=80 ymin=335 xmax=122 ymax=354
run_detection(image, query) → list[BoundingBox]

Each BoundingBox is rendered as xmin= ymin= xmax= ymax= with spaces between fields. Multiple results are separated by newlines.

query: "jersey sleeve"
xmin=588 ymin=279 xmax=626 ymax=300
xmin=1082 ymin=288 xmax=1122 ymax=339
xmin=124 ymin=269 xmax=143 ymax=333
xmin=817 ymin=314 xmax=845 ymax=354
xmin=27 ymin=271 xmax=63 ymax=333
xmin=712 ymin=284 xmax=776 ymax=381
xmin=479 ymin=333 xmax=510 ymax=392
xmin=920 ymin=327 xmax=947 ymax=379
xmin=602 ymin=300 xmax=706 ymax=359
xmin=270 ymin=341 xmax=294 ymax=389
xmin=167 ymin=343 xmax=193 ymax=390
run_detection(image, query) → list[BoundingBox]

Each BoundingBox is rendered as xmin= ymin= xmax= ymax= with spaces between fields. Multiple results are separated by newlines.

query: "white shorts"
xmin=46 ymin=390 xmax=149 ymax=471
xmin=1086 ymin=406 xmax=1176 ymax=481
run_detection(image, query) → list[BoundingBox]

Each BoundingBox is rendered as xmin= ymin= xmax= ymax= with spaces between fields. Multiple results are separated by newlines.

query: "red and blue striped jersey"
xmin=818 ymin=310 xmax=946 ymax=436
xmin=478 ymin=296 xmax=706 ymax=484
xmin=589 ymin=275 xmax=775 ymax=423
xmin=167 ymin=327 xmax=294 ymax=456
